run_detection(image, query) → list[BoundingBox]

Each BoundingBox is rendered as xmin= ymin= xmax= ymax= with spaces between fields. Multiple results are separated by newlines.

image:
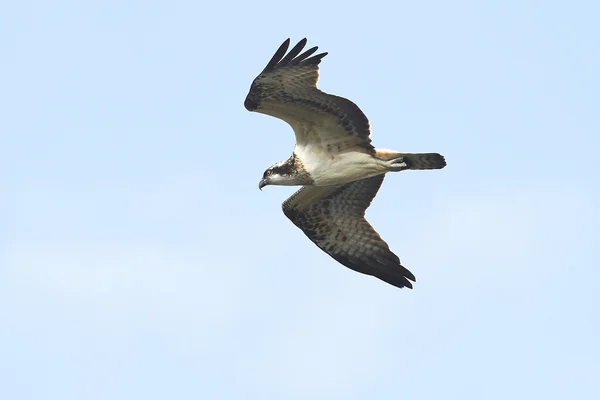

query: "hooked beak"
xmin=258 ymin=178 xmax=268 ymax=191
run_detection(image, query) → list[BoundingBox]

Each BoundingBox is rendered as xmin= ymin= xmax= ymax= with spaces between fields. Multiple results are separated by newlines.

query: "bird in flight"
xmin=244 ymin=38 xmax=446 ymax=289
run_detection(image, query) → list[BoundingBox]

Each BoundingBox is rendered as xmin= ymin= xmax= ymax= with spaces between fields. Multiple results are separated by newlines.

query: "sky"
xmin=1 ymin=0 xmax=599 ymax=399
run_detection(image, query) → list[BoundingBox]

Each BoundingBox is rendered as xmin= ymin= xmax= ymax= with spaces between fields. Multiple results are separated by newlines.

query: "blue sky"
xmin=2 ymin=1 xmax=599 ymax=399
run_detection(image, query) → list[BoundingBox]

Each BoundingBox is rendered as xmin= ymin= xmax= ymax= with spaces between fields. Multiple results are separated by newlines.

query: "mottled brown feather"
xmin=245 ymin=38 xmax=374 ymax=153
xmin=282 ymin=175 xmax=416 ymax=289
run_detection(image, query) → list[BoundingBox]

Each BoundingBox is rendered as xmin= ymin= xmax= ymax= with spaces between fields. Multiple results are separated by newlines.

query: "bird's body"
xmin=245 ymin=38 xmax=446 ymax=289
xmin=295 ymin=144 xmax=385 ymax=186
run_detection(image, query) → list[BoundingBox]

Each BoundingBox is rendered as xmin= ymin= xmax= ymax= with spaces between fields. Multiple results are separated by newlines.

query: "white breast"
xmin=294 ymin=144 xmax=386 ymax=186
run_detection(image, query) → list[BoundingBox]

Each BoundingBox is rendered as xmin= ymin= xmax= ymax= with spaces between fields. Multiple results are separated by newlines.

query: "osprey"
xmin=245 ymin=38 xmax=446 ymax=289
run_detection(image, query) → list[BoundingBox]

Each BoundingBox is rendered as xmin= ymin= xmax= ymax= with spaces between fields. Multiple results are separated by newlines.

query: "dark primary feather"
xmin=261 ymin=38 xmax=328 ymax=74
xmin=282 ymin=175 xmax=416 ymax=289
xmin=261 ymin=38 xmax=290 ymax=73
xmin=278 ymin=39 xmax=309 ymax=65
xmin=290 ymin=46 xmax=319 ymax=66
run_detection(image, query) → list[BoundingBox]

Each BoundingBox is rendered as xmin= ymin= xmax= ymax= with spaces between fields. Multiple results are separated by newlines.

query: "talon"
xmin=389 ymin=156 xmax=411 ymax=171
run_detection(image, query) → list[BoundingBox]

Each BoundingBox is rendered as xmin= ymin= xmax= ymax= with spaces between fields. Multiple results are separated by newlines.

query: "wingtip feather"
xmin=279 ymin=38 xmax=309 ymax=65
xmin=262 ymin=38 xmax=291 ymax=73
xmin=260 ymin=38 xmax=328 ymax=73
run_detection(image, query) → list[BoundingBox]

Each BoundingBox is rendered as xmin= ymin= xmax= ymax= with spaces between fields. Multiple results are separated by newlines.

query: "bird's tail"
xmin=400 ymin=153 xmax=446 ymax=170
xmin=375 ymin=149 xmax=447 ymax=170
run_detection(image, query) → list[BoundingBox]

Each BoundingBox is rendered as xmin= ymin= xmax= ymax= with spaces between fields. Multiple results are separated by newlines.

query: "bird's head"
xmin=258 ymin=161 xmax=302 ymax=190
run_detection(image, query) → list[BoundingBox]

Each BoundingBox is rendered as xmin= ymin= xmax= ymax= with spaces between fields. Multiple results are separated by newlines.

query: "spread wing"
xmin=244 ymin=38 xmax=374 ymax=153
xmin=282 ymin=174 xmax=415 ymax=289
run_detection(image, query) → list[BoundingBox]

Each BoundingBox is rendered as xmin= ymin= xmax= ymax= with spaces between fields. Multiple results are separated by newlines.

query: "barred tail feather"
xmin=401 ymin=153 xmax=446 ymax=170
xmin=375 ymin=149 xmax=447 ymax=170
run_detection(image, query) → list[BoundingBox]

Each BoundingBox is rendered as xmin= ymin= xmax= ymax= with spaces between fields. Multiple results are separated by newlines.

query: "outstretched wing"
xmin=282 ymin=174 xmax=415 ymax=289
xmin=244 ymin=38 xmax=374 ymax=153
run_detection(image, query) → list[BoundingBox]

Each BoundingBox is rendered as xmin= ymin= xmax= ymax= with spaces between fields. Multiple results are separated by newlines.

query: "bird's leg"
xmin=387 ymin=156 xmax=412 ymax=172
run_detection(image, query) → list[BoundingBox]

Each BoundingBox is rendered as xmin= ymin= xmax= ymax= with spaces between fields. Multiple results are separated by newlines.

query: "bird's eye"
xmin=266 ymin=170 xmax=273 ymax=177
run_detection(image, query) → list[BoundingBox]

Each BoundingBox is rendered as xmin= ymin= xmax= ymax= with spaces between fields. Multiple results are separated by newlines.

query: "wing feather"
xmin=290 ymin=46 xmax=319 ymax=65
xmin=278 ymin=38 xmax=309 ymax=66
xmin=261 ymin=38 xmax=290 ymax=73
xmin=282 ymin=175 xmax=415 ymax=289
xmin=245 ymin=39 xmax=373 ymax=152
